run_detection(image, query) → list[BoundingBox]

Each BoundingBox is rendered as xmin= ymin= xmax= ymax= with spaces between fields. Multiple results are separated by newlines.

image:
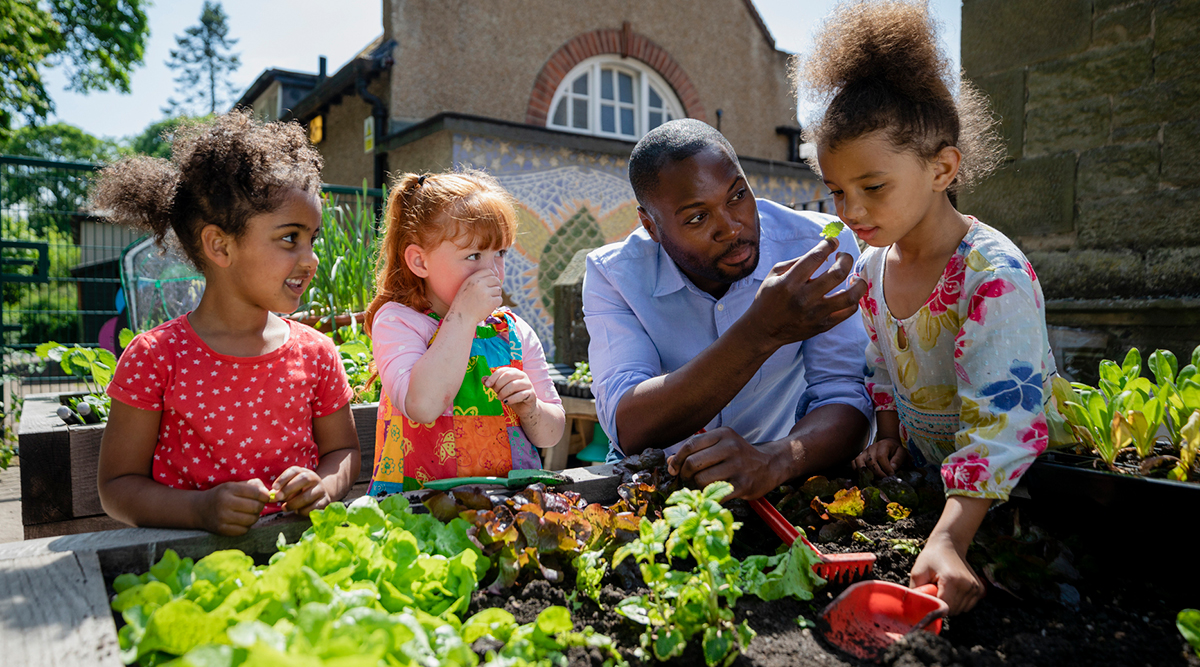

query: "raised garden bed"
xmin=16 ymin=392 xmax=380 ymax=539
xmin=7 ymin=451 xmax=1196 ymax=667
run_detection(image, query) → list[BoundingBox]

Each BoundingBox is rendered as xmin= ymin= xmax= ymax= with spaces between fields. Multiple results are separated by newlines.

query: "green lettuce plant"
xmin=1178 ymin=608 xmax=1200 ymax=657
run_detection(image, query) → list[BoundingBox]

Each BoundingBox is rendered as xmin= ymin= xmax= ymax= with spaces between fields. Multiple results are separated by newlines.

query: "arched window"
xmin=547 ymin=56 xmax=685 ymax=140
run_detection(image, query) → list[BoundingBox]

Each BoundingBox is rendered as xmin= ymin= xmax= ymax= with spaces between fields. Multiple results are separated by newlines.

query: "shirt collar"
xmin=651 ymin=210 xmax=775 ymax=297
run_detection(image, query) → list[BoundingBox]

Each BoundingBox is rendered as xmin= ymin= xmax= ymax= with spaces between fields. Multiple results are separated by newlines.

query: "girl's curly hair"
xmin=794 ymin=0 xmax=1004 ymax=193
xmin=363 ymin=170 xmax=517 ymax=336
xmin=88 ymin=109 xmax=323 ymax=269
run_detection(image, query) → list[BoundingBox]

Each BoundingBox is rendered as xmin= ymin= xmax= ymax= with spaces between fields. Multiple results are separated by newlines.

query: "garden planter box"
xmin=17 ymin=393 xmax=380 ymax=539
xmin=0 ymin=463 xmax=621 ymax=666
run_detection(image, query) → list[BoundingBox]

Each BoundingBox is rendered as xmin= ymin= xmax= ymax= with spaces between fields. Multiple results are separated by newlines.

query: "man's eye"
xmin=865 ymin=184 xmax=884 ymax=192
xmin=828 ymin=190 xmax=843 ymax=197
xmin=730 ymin=189 xmax=746 ymax=202
xmin=686 ymin=213 xmax=705 ymax=225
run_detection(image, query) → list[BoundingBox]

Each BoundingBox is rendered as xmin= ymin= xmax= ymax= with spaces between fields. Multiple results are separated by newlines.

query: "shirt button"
xmin=717 ymin=303 xmax=725 ymax=311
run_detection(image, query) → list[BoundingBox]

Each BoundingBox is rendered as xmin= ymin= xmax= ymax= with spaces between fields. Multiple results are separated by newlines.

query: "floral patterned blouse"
xmin=850 ymin=219 xmax=1063 ymax=501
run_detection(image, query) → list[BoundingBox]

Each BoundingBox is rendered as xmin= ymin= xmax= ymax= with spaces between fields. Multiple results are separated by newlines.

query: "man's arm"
xmin=608 ymin=238 xmax=865 ymax=455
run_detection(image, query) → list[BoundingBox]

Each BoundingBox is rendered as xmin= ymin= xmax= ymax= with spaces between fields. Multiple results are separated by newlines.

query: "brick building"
xmin=235 ymin=0 xmax=822 ymax=359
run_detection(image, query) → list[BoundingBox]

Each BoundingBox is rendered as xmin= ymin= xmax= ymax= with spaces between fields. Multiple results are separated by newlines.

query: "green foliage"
xmin=0 ymin=122 xmax=123 ymax=162
xmin=125 ymin=115 xmax=210 ymax=158
xmin=111 ymin=497 xmax=633 ymax=667
xmin=434 ymin=481 xmax=645 ymax=593
xmin=820 ymin=221 xmax=844 ymax=240
xmin=1059 ymin=345 xmax=1200 ymax=479
xmin=1178 ymin=609 xmax=1200 ymax=657
xmin=0 ymin=0 xmax=149 ymax=135
xmin=612 ymin=482 xmax=758 ymax=666
xmin=567 ymin=361 xmax=591 ymax=385
xmin=33 ymin=341 xmax=115 ymax=421
xmin=328 ymin=325 xmax=381 ymax=403
xmin=164 ymin=1 xmax=241 ymax=116
xmin=302 ymin=186 xmax=382 ymax=325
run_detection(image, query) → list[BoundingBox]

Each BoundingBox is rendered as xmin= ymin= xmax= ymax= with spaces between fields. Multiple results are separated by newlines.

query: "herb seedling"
xmin=613 ymin=482 xmax=755 ymax=666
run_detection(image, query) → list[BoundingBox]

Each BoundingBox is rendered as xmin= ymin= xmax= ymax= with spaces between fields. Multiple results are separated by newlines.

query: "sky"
xmin=40 ymin=0 xmax=962 ymax=141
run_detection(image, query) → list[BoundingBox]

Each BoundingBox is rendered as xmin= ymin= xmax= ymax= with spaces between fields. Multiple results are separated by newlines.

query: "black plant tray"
xmin=548 ymin=362 xmax=594 ymax=399
xmin=1023 ymin=451 xmax=1198 ymax=508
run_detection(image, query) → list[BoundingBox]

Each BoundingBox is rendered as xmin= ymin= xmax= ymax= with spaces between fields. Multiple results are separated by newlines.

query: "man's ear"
xmin=931 ymin=146 xmax=963 ymax=193
xmin=404 ymin=244 xmax=430 ymax=278
xmin=637 ymin=206 xmax=661 ymax=243
xmin=200 ymin=224 xmax=233 ymax=269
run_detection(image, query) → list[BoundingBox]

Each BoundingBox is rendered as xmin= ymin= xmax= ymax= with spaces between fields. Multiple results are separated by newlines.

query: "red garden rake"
xmin=749 ymin=496 xmax=876 ymax=583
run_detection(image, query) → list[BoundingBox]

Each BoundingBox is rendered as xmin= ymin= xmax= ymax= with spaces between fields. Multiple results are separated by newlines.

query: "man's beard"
xmin=660 ymin=235 xmax=760 ymax=286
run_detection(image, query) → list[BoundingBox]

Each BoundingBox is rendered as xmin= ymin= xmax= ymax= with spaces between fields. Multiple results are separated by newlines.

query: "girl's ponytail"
xmin=796 ymin=1 xmax=1003 ymax=193
xmin=89 ymin=157 xmax=181 ymax=245
xmin=365 ymin=173 xmax=427 ymax=336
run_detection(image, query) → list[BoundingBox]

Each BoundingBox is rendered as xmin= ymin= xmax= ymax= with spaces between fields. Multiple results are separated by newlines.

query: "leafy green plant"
xmin=567 ymin=361 xmax=591 ymax=385
xmin=461 ymin=605 xmax=626 ymax=666
xmin=612 ymin=482 xmax=755 ymax=666
xmin=1178 ymin=608 xmax=1200 ymax=657
xmin=303 ymin=185 xmax=382 ymax=326
xmin=110 ymin=495 xmax=630 ymax=666
xmin=329 ymin=324 xmax=381 ymax=403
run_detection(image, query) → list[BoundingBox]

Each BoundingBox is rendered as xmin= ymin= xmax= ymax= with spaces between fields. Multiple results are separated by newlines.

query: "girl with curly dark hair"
xmin=797 ymin=1 xmax=1067 ymax=614
xmin=361 ymin=171 xmax=564 ymax=496
xmin=90 ymin=111 xmax=360 ymax=536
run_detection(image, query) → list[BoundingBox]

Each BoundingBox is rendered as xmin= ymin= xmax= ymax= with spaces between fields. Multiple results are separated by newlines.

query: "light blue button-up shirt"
xmin=583 ymin=198 xmax=871 ymax=460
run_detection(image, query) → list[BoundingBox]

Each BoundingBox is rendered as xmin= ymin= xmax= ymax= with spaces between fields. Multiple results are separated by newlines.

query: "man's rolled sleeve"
xmin=795 ymin=226 xmax=872 ymax=421
xmin=582 ymin=253 xmax=661 ymax=455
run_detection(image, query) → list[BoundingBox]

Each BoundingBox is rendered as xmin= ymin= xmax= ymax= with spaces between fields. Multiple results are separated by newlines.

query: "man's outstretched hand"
xmin=750 ymin=237 xmax=866 ymax=349
xmin=666 ymin=427 xmax=783 ymax=501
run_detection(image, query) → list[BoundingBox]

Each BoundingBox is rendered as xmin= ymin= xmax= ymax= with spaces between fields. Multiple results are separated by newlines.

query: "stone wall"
xmin=959 ymin=0 xmax=1200 ymax=379
xmin=961 ymin=0 xmax=1200 ymax=297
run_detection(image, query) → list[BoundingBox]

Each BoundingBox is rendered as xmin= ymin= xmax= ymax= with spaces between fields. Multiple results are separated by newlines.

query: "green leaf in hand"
xmin=821 ymin=221 xmax=845 ymax=240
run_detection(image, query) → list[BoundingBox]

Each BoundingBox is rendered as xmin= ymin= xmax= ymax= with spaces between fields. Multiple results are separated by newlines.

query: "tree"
xmin=164 ymin=1 xmax=241 ymax=115
xmin=0 ymin=0 xmax=150 ymax=137
xmin=0 ymin=122 xmax=123 ymax=163
xmin=125 ymin=114 xmax=210 ymax=158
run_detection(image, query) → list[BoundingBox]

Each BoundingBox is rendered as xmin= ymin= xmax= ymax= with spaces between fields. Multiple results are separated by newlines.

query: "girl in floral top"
xmin=796 ymin=2 xmax=1066 ymax=614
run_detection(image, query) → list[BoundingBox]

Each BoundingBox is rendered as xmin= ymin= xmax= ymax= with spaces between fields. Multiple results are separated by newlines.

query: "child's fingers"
xmin=501 ymin=388 xmax=536 ymax=406
xmin=276 ymin=468 xmax=320 ymax=504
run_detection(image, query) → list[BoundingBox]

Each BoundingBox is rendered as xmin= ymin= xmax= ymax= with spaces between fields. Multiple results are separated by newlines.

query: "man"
xmin=583 ymin=119 xmax=870 ymax=500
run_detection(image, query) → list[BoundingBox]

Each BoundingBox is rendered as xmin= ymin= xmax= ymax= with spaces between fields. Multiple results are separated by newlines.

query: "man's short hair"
xmin=628 ymin=119 xmax=738 ymax=206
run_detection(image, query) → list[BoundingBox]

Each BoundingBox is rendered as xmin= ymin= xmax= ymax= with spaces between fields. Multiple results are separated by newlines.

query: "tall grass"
xmin=304 ymin=186 xmax=383 ymax=327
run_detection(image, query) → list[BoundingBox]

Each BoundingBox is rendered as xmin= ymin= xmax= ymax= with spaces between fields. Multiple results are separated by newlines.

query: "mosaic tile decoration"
xmin=452 ymin=132 xmax=820 ymax=361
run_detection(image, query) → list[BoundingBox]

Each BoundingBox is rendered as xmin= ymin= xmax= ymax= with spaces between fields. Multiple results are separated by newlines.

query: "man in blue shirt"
xmin=583 ymin=119 xmax=871 ymax=500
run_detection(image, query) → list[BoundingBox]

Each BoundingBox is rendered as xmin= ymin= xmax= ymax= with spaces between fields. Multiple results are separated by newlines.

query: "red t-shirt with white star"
xmin=107 ymin=315 xmax=353 ymax=504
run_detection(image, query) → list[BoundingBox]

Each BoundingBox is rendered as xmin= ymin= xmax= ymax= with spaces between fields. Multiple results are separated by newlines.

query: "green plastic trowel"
xmin=419 ymin=468 xmax=570 ymax=491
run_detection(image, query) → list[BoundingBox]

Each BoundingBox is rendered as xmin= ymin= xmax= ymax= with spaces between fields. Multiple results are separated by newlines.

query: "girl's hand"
xmin=199 ymin=479 xmax=269 ymax=536
xmin=271 ymin=466 xmax=332 ymax=515
xmin=910 ymin=533 xmax=987 ymax=615
xmin=852 ymin=437 xmax=908 ymax=477
xmin=484 ymin=367 xmax=537 ymax=413
xmin=451 ymin=267 xmax=503 ymax=324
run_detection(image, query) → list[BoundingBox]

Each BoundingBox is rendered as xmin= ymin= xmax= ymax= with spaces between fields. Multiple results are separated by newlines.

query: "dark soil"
xmin=467 ymin=495 xmax=1200 ymax=667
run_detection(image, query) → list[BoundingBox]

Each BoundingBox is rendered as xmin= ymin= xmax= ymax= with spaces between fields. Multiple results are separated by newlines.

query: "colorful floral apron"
xmin=367 ymin=309 xmax=543 ymax=497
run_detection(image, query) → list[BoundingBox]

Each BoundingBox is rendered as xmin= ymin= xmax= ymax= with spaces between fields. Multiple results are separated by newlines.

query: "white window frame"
xmin=547 ymin=55 xmax=686 ymax=141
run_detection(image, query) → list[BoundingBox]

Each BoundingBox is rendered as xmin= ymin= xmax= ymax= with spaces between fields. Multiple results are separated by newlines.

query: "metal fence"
xmin=0 ymin=154 xmax=382 ymax=397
